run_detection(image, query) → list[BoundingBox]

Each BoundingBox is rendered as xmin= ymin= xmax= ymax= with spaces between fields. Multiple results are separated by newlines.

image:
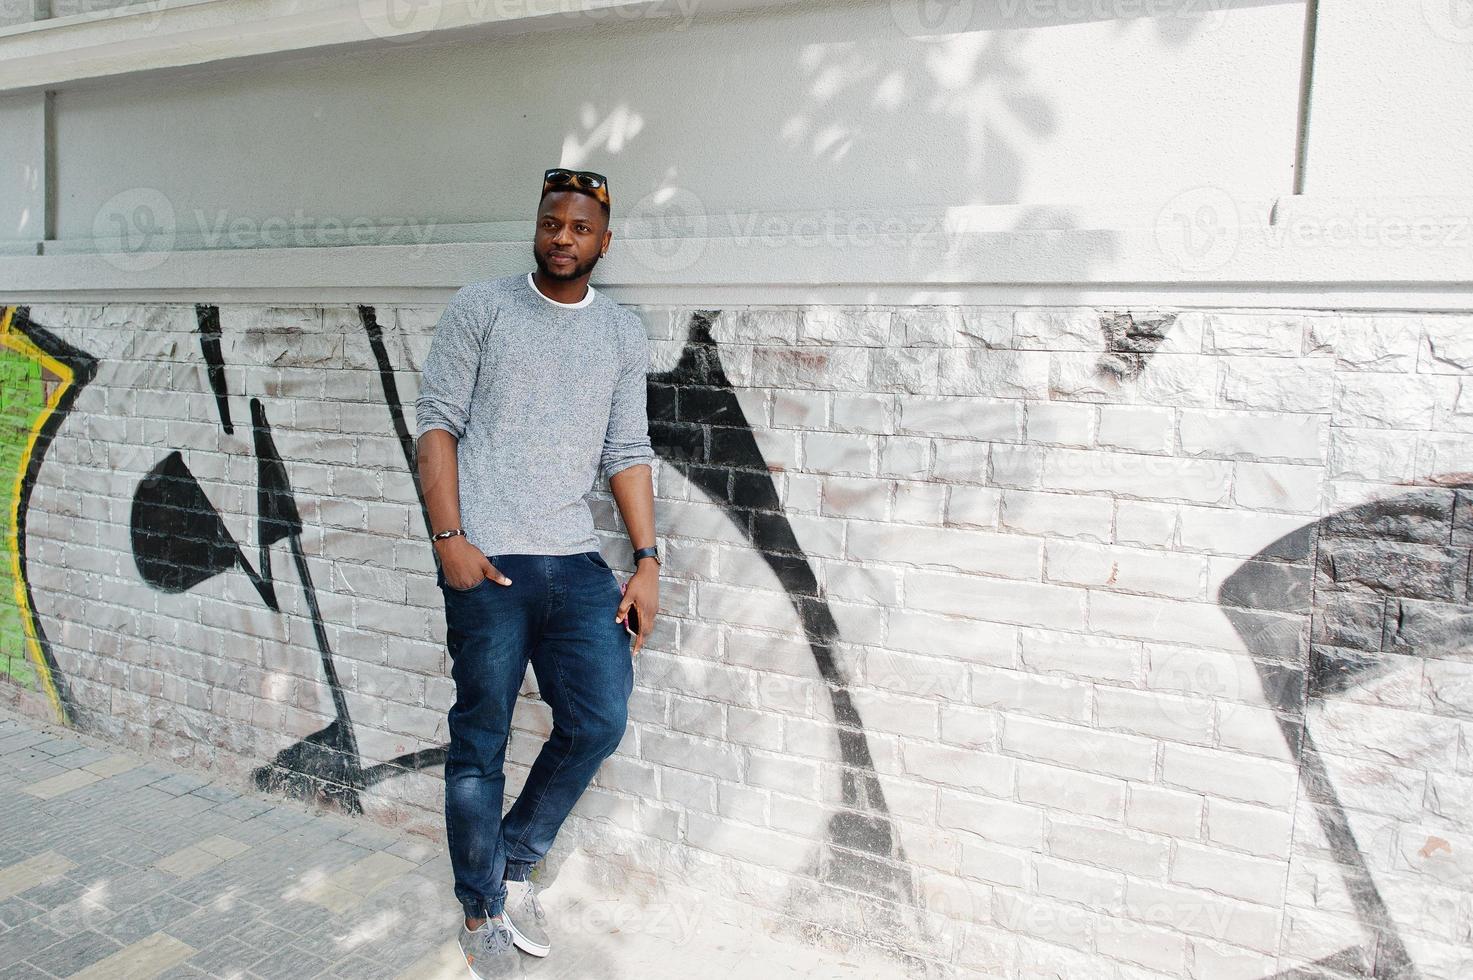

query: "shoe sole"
xmin=503 ymin=915 xmax=550 ymax=957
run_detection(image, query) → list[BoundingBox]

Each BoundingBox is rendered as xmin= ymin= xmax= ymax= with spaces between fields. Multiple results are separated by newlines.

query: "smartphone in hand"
xmin=624 ymin=603 xmax=640 ymax=638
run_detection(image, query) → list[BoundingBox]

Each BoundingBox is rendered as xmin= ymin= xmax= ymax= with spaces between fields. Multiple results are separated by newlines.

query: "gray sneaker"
xmin=458 ymin=914 xmax=524 ymax=979
xmin=502 ymin=877 xmax=550 ymax=957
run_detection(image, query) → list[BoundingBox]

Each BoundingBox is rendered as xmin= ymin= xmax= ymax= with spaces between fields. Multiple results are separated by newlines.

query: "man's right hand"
xmin=436 ymin=536 xmax=512 ymax=590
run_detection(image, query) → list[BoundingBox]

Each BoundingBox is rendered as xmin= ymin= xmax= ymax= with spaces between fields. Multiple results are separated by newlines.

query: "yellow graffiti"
xmin=1 ymin=306 xmax=71 ymax=723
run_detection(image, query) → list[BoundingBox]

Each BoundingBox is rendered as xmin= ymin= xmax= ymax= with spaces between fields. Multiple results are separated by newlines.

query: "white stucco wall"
xmin=43 ymin=0 xmax=1305 ymax=245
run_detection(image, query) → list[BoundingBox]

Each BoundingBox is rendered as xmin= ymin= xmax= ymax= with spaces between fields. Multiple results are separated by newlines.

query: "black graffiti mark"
xmin=130 ymin=450 xmax=277 ymax=607
xmin=128 ymin=308 xmax=369 ymax=814
xmin=359 ymin=306 xmax=434 ymax=542
xmin=8 ymin=307 xmax=97 ymax=721
xmin=1097 ymin=311 xmax=1177 ymax=381
xmin=195 ymin=304 xmax=232 ymax=434
xmin=248 ymin=396 xmax=365 ymax=813
xmin=1222 ymin=485 xmax=1473 ymax=980
xmin=651 ymin=310 xmax=910 ymax=900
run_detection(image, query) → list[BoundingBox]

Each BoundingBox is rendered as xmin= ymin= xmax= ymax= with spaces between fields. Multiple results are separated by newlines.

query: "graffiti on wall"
xmin=3 ymin=300 xmax=1467 ymax=976
xmin=0 ymin=306 xmax=96 ymax=717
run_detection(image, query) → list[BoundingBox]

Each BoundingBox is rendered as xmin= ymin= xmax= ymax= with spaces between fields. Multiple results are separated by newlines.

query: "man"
xmin=414 ymin=168 xmax=660 ymax=979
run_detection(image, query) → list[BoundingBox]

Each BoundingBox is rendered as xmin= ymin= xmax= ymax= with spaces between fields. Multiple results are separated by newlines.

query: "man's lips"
xmin=550 ymin=253 xmax=574 ymax=263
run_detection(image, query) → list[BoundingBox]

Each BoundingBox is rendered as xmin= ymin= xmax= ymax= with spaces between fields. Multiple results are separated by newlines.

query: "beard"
xmin=534 ymin=247 xmax=600 ymax=282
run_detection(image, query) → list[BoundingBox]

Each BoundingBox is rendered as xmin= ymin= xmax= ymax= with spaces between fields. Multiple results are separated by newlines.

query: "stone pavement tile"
xmin=296 ymin=851 xmax=418 ymax=914
xmin=0 ymin=919 xmax=66 ymax=970
xmin=211 ymin=797 xmax=274 ymax=822
xmin=97 ymin=891 xmax=201 ymax=945
xmin=20 ymin=769 xmax=99 ymax=800
xmin=49 ymin=746 xmax=114 ymax=771
xmin=0 ymin=896 xmax=43 ymax=928
xmin=151 ymin=772 xmax=212 ymax=796
xmin=0 ymin=960 xmax=54 ymax=980
xmin=197 ymin=835 xmax=253 ymax=860
xmin=32 ymin=737 xmax=85 ymax=757
xmin=383 ymin=835 xmax=440 ymax=867
xmin=154 ymin=844 xmax=225 ymax=880
xmin=228 ymin=915 xmax=300 ymax=957
xmin=83 ymin=753 xmax=142 ymax=778
xmin=184 ymin=935 xmax=266 ymax=975
xmin=20 ymin=927 xmax=123 ymax=976
xmin=249 ymin=942 xmax=334 ymax=980
xmin=262 ymin=899 xmax=336 ymax=936
xmin=163 ymin=901 xmax=259 ymax=949
xmin=189 ymin=783 xmax=242 ymax=804
xmin=0 ymin=851 xmax=76 ymax=902
xmin=68 ymin=931 xmax=196 ymax=980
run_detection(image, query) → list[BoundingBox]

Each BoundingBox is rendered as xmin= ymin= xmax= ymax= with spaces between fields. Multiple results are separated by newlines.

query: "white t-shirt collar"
xmin=527 ymin=271 xmax=595 ymax=309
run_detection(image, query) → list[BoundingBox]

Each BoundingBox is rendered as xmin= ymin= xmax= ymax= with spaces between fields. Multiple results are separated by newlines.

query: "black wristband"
xmin=632 ymin=545 xmax=660 ymax=565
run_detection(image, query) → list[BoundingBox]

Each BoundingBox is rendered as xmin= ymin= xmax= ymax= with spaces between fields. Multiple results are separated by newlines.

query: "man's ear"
xmin=600 ymin=229 xmax=612 ymax=257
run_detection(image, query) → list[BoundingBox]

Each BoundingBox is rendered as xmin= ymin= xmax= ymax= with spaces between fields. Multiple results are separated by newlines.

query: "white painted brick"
xmin=1127 ymin=784 xmax=1203 ymax=838
xmin=999 ymin=489 xmax=1113 ymax=542
xmin=831 ymin=391 xmax=893 ymax=433
xmin=685 ymin=812 xmax=811 ymax=872
xmin=1124 ymin=880 xmax=1281 ymax=953
xmin=897 ymin=395 xmax=1022 ymax=441
xmin=1175 ymin=505 xmax=1313 ymax=559
xmin=1161 ymin=743 xmax=1297 ymax=808
xmin=959 ymin=841 xmax=1030 ymax=889
xmin=1002 ymin=715 xmax=1157 ymax=781
xmin=1098 ymin=405 xmax=1176 ymax=455
xmin=1218 ymin=358 xmax=1334 ymax=413
xmin=939 ymin=704 xmax=1000 ymax=751
xmin=988 ymin=443 xmax=1044 ymax=488
xmin=1041 ymin=447 xmax=1231 ymax=505
xmin=1202 ymin=313 xmax=1304 ymax=357
xmin=945 ymin=485 xmax=1002 ymax=528
xmin=872 ymin=436 xmax=930 ymax=480
xmin=1023 ymin=402 xmax=1094 ymax=447
xmin=1016 ymin=760 xmax=1125 ymax=821
xmin=904 ymin=742 xmax=1015 ymax=792
xmin=1114 ymin=499 xmax=1178 ymax=548
xmin=818 ymin=475 xmax=891 ymax=520
xmin=1013 ymin=309 xmax=1102 ymax=350
xmin=1097 ymin=686 xmax=1214 ymax=745
xmin=1046 ymin=539 xmax=1207 ymax=600
xmin=891 ymin=479 xmax=947 ymax=523
xmin=1231 ymin=460 xmax=1323 ymax=513
xmin=743 ymin=752 xmax=819 ymax=796
xmin=1333 ymin=372 xmax=1442 ymax=429
xmin=1018 ymin=629 xmax=1141 ymax=684
xmin=1034 ymin=855 xmax=1124 ymax=912
xmin=1171 ymin=843 xmax=1286 ymax=905
xmin=931 ymin=438 xmax=990 ymax=484
xmin=1206 ymin=798 xmax=1291 ymax=859
xmin=1179 ymin=409 xmax=1324 ymax=464
xmin=871 ymin=346 xmax=942 ymax=394
xmin=904 ymin=570 xmax=1088 ymax=631
xmin=1307 ymin=314 xmax=1421 ymax=372
xmin=847 ymin=521 xmax=1043 ymax=578
xmin=992 ymin=891 xmax=1093 ymax=950
xmin=972 ymin=667 xmax=1091 ymax=723
xmin=1184 ymin=938 xmax=1278 ymax=980
xmin=1097 ymin=915 xmax=1189 ymax=974
xmin=885 ymin=609 xmax=1018 ymax=667
xmin=1091 ymin=592 xmax=1263 ymax=650
xmin=939 ymin=791 xmax=1044 ymax=849
xmin=802 ymin=431 xmax=875 ymax=474
xmin=1420 ymin=316 xmax=1473 ymax=374
xmin=937 ymin=349 xmax=1049 ymax=399
xmin=1048 ymin=819 xmax=1170 ymax=877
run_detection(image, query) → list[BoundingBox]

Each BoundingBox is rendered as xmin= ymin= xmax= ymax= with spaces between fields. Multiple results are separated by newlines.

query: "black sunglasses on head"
xmin=543 ymin=168 xmax=608 ymax=190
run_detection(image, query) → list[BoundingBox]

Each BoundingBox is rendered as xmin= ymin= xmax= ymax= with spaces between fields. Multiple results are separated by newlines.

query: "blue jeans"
xmin=438 ymin=550 xmax=634 ymax=920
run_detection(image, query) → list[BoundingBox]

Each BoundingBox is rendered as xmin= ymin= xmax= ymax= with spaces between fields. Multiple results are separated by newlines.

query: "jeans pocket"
xmin=585 ymin=550 xmax=612 ymax=570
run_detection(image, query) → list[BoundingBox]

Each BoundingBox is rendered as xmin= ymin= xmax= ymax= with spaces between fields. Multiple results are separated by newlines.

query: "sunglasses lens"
xmin=545 ymin=169 xmax=572 ymax=184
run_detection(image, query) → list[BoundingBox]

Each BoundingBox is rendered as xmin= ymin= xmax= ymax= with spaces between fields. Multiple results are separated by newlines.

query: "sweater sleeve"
xmin=599 ymin=318 xmax=655 ymax=481
xmin=415 ymin=289 xmax=485 ymax=441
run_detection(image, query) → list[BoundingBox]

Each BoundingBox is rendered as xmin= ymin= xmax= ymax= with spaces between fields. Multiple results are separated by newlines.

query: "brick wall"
xmin=2 ymin=301 xmax=1469 ymax=978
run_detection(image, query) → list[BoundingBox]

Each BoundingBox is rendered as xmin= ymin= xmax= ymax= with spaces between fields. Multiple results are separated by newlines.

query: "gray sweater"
xmin=414 ymin=272 xmax=655 ymax=557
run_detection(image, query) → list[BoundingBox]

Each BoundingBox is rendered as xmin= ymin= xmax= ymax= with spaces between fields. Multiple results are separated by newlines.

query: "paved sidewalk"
xmin=0 ymin=705 xmax=901 ymax=980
